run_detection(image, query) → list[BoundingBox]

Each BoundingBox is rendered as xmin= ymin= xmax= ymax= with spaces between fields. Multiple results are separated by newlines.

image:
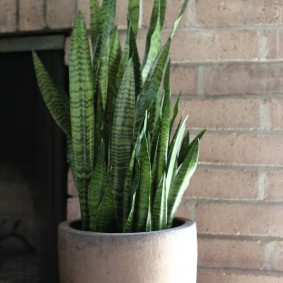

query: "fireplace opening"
xmin=0 ymin=35 xmax=67 ymax=283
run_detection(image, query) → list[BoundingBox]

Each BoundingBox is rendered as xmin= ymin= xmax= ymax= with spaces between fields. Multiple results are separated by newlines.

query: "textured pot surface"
xmin=58 ymin=218 xmax=197 ymax=283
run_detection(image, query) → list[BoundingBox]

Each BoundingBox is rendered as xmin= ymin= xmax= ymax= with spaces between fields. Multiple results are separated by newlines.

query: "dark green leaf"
xmin=32 ymin=51 xmax=70 ymax=136
xmin=111 ymin=59 xmax=136 ymax=230
xmin=134 ymin=136 xmax=152 ymax=232
xmin=69 ymin=11 xmax=94 ymax=230
xmin=167 ymin=138 xmax=199 ymax=227
xmin=128 ymin=0 xmax=140 ymax=37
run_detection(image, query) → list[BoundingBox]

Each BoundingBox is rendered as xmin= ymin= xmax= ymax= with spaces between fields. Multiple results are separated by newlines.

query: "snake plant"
xmin=32 ymin=0 xmax=204 ymax=233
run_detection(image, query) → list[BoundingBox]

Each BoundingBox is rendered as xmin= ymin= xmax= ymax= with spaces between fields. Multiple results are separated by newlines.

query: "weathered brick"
xmin=77 ymin=0 xmax=91 ymax=28
xmin=67 ymin=197 xmax=81 ymax=220
xmin=67 ymin=168 xmax=78 ymax=197
xmin=204 ymin=63 xmax=283 ymax=96
xmin=199 ymin=132 xmax=283 ymax=166
xmin=169 ymin=29 xmax=259 ymax=63
xmin=142 ymin=0 xmax=192 ymax=28
xmin=265 ymin=171 xmax=283 ymax=201
xmin=188 ymin=167 xmax=258 ymax=200
xmin=19 ymin=0 xmax=45 ymax=31
xmin=171 ymin=65 xmax=198 ymax=95
xmin=266 ymin=241 xmax=283 ymax=271
xmin=198 ymin=268 xmax=283 ymax=283
xmin=264 ymin=30 xmax=283 ymax=60
xmin=176 ymin=98 xmax=261 ymax=129
xmin=115 ymin=0 xmax=128 ymax=29
xmin=196 ymin=0 xmax=283 ymax=27
xmin=0 ymin=0 xmax=17 ymax=33
xmin=270 ymin=99 xmax=283 ymax=130
xmin=198 ymin=237 xmax=266 ymax=270
xmin=195 ymin=202 xmax=283 ymax=237
xmin=47 ymin=0 xmax=76 ymax=29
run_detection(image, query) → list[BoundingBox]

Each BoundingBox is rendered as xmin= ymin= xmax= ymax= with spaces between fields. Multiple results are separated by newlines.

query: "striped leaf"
xmin=123 ymin=159 xmax=140 ymax=232
xmin=111 ymin=59 xmax=135 ymax=231
xmin=128 ymin=0 xmax=140 ymax=37
xmin=166 ymin=116 xmax=188 ymax=198
xmin=99 ymin=0 xmax=116 ymax=53
xmin=152 ymin=176 xmax=167 ymax=230
xmin=129 ymin=25 xmax=142 ymax=96
xmin=135 ymin=39 xmax=170 ymax=140
xmin=90 ymin=0 xmax=101 ymax=49
xmin=179 ymin=129 xmax=206 ymax=165
xmin=32 ymin=51 xmax=70 ymax=136
xmin=105 ymin=28 xmax=122 ymax=152
xmin=88 ymin=142 xmax=107 ymax=231
xmin=142 ymin=0 xmax=161 ymax=82
xmin=98 ymin=37 xmax=110 ymax=110
xmin=170 ymin=92 xmax=181 ymax=131
xmin=144 ymin=0 xmax=166 ymax=63
xmin=134 ymin=135 xmax=152 ymax=232
xmin=170 ymin=0 xmax=190 ymax=39
xmin=69 ymin=11 xmax=94 ymax=230
xmin=116 ymin=21 xmax=131 ymax=91
xmin=155 ymin=61 xmax=170 ymax=187
xmin=167 ymin=138 xmax=199 ymax=227
xmin=123 ymin=141 xmax=138 ymax=226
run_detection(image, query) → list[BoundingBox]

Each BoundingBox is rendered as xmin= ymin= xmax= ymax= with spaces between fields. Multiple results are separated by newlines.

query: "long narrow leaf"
xmin=135 ymin=39 xmax=171 ymax=139
xmin=179 ymin=129 xmax=206 ymax=165
xmin=69 ymin=11 xmax=94 ymax=230
xmin=152 ymin=176 xmax=167 ymax=230
xmin=167 ymin=139 xmax=199 ymax=227
xmin=32 ymin=52 xmax=70 ymax=136
xmin=155 ymin=65 xmax=170 ymax=186
xmin=144 ymin=0 xmax=166 ymax=63
xmin=142 ymin=1 xmax=161 ymax=82
xmin=166 ymin=115 xmax=188 ymax=198
xmin=89 ymin=144 xmax=117 ymax=232
xmin=134 ymin=136 xmax=152 ymax=232
xmin=111 ymin=59 xmax=135 ymax=230
xmin=128 ymin=0 xmax=140 ymax=38
xmin=90 ymin=0 xmax=101 ymax=49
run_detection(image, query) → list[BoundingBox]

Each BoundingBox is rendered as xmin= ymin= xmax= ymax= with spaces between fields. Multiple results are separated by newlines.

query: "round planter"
xmin=58 ymin=218 xmax=198 ymax=283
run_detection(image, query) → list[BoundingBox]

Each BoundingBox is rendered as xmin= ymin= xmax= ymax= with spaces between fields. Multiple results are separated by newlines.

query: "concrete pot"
xmin=58 ymin=218 xmax=197 ymax=283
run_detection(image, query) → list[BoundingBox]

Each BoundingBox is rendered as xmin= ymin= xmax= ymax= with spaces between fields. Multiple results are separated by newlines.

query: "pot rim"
xmin=59 ymin=217 xmax=195 ymax=237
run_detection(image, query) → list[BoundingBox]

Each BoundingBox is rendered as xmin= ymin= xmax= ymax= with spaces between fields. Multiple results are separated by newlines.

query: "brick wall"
xmin=1 ymin=0 xmax=283 ymax=282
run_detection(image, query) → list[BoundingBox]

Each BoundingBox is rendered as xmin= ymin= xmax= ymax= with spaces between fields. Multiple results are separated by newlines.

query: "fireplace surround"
xmin=0 ymin=35 xmax=67 ymax=283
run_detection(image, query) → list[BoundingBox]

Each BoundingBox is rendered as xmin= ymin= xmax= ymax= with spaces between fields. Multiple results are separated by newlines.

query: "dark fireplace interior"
xmin=0 ymin=37 xmax=67 ymax=283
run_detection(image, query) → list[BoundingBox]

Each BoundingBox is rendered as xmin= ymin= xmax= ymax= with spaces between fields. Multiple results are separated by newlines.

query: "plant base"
xmin=58 ymin=218 xmax=197 ymax=283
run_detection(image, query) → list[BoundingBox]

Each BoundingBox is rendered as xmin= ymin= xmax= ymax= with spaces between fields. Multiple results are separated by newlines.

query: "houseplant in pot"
xmin=33 ymin=0 xmax=205 ymax=281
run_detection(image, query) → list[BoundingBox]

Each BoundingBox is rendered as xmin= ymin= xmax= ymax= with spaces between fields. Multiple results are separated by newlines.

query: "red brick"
xmin=187 ymin=167 xmax=258 ymax=200
xmin=171 ymin=65 xmax=198 ymax=95
xmin=195 ymin=202 xmax=283 ymax=237
xmin=67 ymin=197 xmax=81 ymax=220
xmin=198 ymin=237 xmax=266 ymax=270
xmin=47 ymin=0 xmax=76 ymax=29
xmin=169 ymin=30 xmax=259 ymax=63
xmin=265 ymin=171 xmax=283 ymax=201
xmin=0 ymin=0 xmax=17 ymax=33
xmin=198 ymin=268 xmax=283 ymax=283
xmin=204 ymin=63 xmax=283 ymax=96
xmin=142 ymin=0 xmax=192 ymax=29
xmin=177 ymin=98 xmax=261 ymax=129
xmin=196 ymin=0 xmax=283 ymax=27
xmin=200 ymin=132 xmax=283 ymax=166
xmin=264 ymin=30 xmax=283 ymax=60
xmin=270 ymin=99 xmax=283 ymax=130
xmin=19 ymin=0 xmax=45 ymax=31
